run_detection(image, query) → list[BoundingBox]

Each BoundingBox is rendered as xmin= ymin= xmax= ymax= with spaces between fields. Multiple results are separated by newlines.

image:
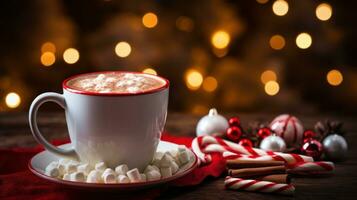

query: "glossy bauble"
xmin=259 ymin=135 xmax=286 ymax=152
xmin=196 ymin=108 xmax=229 ymax=137
xmin=238 ymin=138 xmax=253 ymax=148
xmin=228 ymin=117 xmax=241 ymax=127
xmin=226 ymin=126 xmax=242 ymax=142
xmin=301 ymin=139 xmax=323 ymax=160
xmin=303 ymin=130 xmax=316 ymax=140
xmin=322 ymin=134 xmax=348 ymax=161
xmin=257 ymin=128 xmax=272 ymax=139
xmin=270 ymin=114 xmax=304 ymax=147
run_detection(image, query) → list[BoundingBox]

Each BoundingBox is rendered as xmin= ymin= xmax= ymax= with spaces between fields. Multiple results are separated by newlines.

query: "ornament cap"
xmin=208 ymin=108 xmax=218 ymax=116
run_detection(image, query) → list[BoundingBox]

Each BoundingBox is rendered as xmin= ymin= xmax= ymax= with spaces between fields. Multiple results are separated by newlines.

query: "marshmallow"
xmin=140 ymin=173 xmax=147 ymax=182
xmin=77 ymin=163 xmax=91 ymax=175
xmin=159 ymin=153 xmax=173 ymax=167
xmin=178 ymin=145 xmax=187 ymax=152
xmin=95 ymin=162 xmax=107 ymax=172
xmin=178 ymin=151 xmax=190 ymax=165
xmin=63 ymin=173 xmax=71 ymax=181
xmin=57 ymin=163 xmax=65 ymax=176
xmin=146 ymin=170 xmax=161 ymax=181
xmin=115 ymin=164 xmax=128 ymax=175
xmin=170 ymin=161 xmax=179 ymax=174
xmin=102 ymin=168 xmax=115 ymax=176
xmin=102 ymin=172 xmax=116 ymax=184
xmin=86 ymin=170 xmax=102 ymax=183
xmin=144 ymin=165 xmax=160 ymax=174
xmin=45 ymin=162 xmax=60 ymax=177
xmin=117 ymin=175 xmax=130 ymax=183
xmin=160 ymin=167 xmax=172 ymax=178
xmin=65 ymin=162 xmax=78 ymax=174
xmin=168 ymin=150 xmax=178 ymax=158
xmin=70 ymin=172 xmax=86 ymax=182
xmin=126 ymin=168 xmax=141 ymax=183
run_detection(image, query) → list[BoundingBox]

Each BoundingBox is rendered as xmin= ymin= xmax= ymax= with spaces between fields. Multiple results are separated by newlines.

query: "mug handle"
xmin=29 ymin=92 xmax=77 ymax=157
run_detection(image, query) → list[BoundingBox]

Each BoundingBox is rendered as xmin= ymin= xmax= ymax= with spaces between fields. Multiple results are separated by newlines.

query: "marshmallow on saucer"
xmin=126 ymin=168 xmax=141 ymax=183
xmin=63 ymin=173 xmax=71 ymax=181
xmin=70 ymin=172 xmax=86 ymax=182
xmin=144 ymin=165 xmax=160 ymax=174
xmin=86 ymin=170 xmax=102 ymax=183
xmin=146 ymin=170 xmax=161 ymax=181
xmin=178 ymin=150 xmax=190 ymax=165
xmin=160 ymin=167 xmax=172 ymax=178
xmin=102 ymin=168 xmax=116 ymax=184
xmin=77 ymin=163 xmax=92 ymax=175
xmin=95 ymin=162 xmax=107 ymax=172
xmin=170 ymin=161 xmax=179 ymax=174
xmin=45 ymin=161 xmax=60 ymax=177
xmin=117 ymin=175 xmax=130 ymax=183
xmin=115 ymin=164 xmax=128 ymax=175
xmin=140 ymin=173 xmax=147 ymax=182
xmin=65 ymin=162 xmax=78 ymax=174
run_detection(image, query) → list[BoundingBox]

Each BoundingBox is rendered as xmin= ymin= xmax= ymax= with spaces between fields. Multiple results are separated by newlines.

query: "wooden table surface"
xmin=1 ymin=112 xmax=357 ymax=199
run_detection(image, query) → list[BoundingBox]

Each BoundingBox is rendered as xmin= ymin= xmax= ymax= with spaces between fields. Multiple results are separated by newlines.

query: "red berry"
xmin=303 ymin=130 xmax=316 ymax=140
xmin=257 ymin=128 xmax=271 ymax=139
xmin=301 ymin=139 xmax=323 ymax=160
xmin=238 ymin=139 xmax=253 ymax=148
xmin=228 ymin=117 xmax=240 ymax=127
xmin=226 ymin=126 xmax=242 ymax=142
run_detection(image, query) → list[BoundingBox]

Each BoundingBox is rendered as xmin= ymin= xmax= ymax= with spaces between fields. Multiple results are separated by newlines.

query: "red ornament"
xmin=257 ymin=128 xmax=272 ymax=139
xmin=228 ymin=117 xmax=240 ymax=127
xmin=301 ymin=139 xmax=323 ymax=160
xmin=238 ymin=138 xmax=253 ymax=148
xmin=226 ymin=126 xmax=242 ymax=142
xmin=303 ymin=130 xmax=316 ymax=140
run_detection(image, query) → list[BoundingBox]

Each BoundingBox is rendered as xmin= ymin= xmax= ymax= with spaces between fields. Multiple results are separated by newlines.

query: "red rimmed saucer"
xmin=29 ymin=141 xmax=198 ymax=191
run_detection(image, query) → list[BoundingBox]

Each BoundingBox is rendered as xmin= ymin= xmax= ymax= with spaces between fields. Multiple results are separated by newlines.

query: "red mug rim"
xmin=62 ymin=71 xmax=170 ymax=96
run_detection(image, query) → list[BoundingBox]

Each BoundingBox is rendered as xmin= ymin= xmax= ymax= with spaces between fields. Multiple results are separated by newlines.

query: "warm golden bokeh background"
xmin=0 ymin=0 xmax=356 ymax=115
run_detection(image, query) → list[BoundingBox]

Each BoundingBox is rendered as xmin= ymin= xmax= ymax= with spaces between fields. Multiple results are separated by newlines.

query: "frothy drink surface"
xmin=67 ymin=73 xmax=165 ymax=93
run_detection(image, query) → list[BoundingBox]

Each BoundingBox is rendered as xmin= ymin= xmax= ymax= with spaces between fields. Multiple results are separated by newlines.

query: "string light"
xmin=257 ymin=0 xmax=269 ymax=4
xmin=142 ymin=68 xmax=157 ymax=75
xmin=269 ymin=35 xmax=285 ymax=50
xmin=115 ymin=41 xmax=131 ymax=58
xmin=296 ymin=33 xmax=312 ymax=49
xmin=5 ymin=92 xmax=21 ymax=108
xmin=264 ymin=81 xmax=280 ymax=96
xmin=326 ymin=69 xmax=343 ymax=86
xmin=142 ymin=12 xmax=158 ymax=28
xmin=203 ymin=76 xmax=218 ymax=92
xmin=316 ymin=3 xmax=332 ymax=21
xmin=211 ymin=30 xmax=230 ymax=49
xmin=41 ymin=42 xmax=56 ymax=53
xmin=185 ymin=69 xmax=203 ymax=90
xmin=176 ymin=16 xmax=194 ymax=32
xmin=272 ymin=0 xmax=289 ymax=16
xmin=63 ymin=48 xmax=80 ymax=64
xmin=261 ymin=70 xmax=277 ymax=84
xmin=40 ymin=52 xmax=56 ymax=67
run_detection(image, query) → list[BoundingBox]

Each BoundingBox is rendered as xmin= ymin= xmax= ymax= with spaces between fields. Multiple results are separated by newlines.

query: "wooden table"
xmin=1 ymin=112 xmax=356 ymax=199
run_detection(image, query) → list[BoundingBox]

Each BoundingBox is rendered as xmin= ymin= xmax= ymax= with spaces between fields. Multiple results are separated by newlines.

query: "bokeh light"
xmin=115 ymin=41 xmax=131 ymax=58
xmin=296 ymin=32 xmax=312 ymax=49
xmin=185 ymin=69 xmax=203 ymax=90
xmin=269 ymin=35 xmax=285 ymax=50
xmin=63 ymin=48 xmax=79 ymax=64
xmin=142 ymin=68 xmax=157 ymax=75
xmin=316 ymin=3 xmax=332 ymax=21
xmin=272 ymin=0 xmax=289 ymax=16
xmin=41 ymin=42 xmax=56 ymax=53
xmin=5 ymin=92 xmax=21 ymax=108
xmin=203 ymin=76 xmax=218 ymax=92
xmin=264 ymin=81 xmax=280 ymax=96
xmin=257 ymin=0 xmax=269 ymax=4
xmin=40 ymin=52 xmax=56 ymax=67
xmin=261 ymin=70 xmax=277 ymax=84
xmin=326 ymin=69 xmax=343 ymax=86
xmin=176 ymin=16 xmax=194 ymax=32
xmin=211 ymin=30 xmax=230 ymax=49
xmin=142 ymin=12 xmax=158 ymax=28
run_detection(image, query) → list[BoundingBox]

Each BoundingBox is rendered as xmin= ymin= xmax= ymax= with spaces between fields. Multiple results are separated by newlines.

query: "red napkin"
xmin=0 ymin=133 xmax=226 ymax=200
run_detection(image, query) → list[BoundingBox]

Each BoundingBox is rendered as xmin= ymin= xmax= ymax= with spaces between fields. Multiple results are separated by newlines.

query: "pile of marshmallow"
xmin=45 ymin=145 xmax=191 ymax=184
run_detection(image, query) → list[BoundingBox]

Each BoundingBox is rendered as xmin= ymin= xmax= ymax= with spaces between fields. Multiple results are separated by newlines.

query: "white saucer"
xmin=29 ymin=141 xmax=198 ymax=190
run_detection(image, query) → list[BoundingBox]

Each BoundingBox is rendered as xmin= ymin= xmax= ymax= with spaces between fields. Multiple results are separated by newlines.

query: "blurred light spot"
xmin=261 ymin=70 xmax=277 ymax=84
xmin=203 ymin=76 xmax=218 ymax=92
xmin=63 ymin=48 xmax=79 ymax=64
xmin=185 ymin=69 xmax=203 ymax=90
xmin=5 ymin=92 xmax=21 ymax=108
xmin=41 ymin=42 xmax=56 ymax=53
xmin=142 ymin=12 xmax=158 ymax=28
xmin=115 ymin=42 xmax=131 ymax=58
xmin=192 ymin=104 xmax=207 ymax=115
xmin=142 ymin=68 xmax=157 ymax=75
xmin=327 ymin=69 xmax=343 ymax=86
xmin=41 ymin=52 xmax=56 ymax=66
xmin=316 ymin=3 xmax=332 ymax=21
xmin=264 ymin=81 xmax=280 ymax=96
xmin=269 ymin=35 xmax=285 ymax=50
xmin=176 ymin=16 xmax=194 ymax=32
xmin=212 ymin=48 xmax=228 ymax=58
xmin=211 ymin=30 xmax=230 ymax=49
xmin=296 ymin=33 xmax=312 ymax=49
xmin=257 ymin=0 xmax=269 ymax=4
xmin=272 ymin=0 xmax=289 ymax=16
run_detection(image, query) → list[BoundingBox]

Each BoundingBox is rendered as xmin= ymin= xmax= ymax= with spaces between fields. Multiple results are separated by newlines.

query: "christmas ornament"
xmin=228 ymin=117 xmax=240 ymax=127
xmin=259 ymin=135 xmax=286 ymax=152
xmin=196 ymin=108 xmax=229 ymax=137
xmin=270 ymin=114 xmax=304 ymax=147
xmin=257 ymin=127 xmax=271 ymax=139
xmin=303 ymin=130 xmax=316 ymax=140
xmin=301 ymin=139 xmax=323 ymax=160
xmin=238 ymin=138 xmax=253 ymax=147
xmin=226 ymin=126 xmax=242 ymax=142
xmin=322 ymin=134 xmax=348 ymax=161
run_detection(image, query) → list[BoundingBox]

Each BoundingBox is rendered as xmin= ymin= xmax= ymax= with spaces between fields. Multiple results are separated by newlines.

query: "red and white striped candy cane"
xmin=225 ymin=176 xmax=295 ymax=195
xmin=288 ymin=161 xmax=335 ymax=175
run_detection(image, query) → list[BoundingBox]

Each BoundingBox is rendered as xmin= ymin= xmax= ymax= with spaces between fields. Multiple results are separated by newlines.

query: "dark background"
xmin=0 ymin=0 xmax=356 ymax=116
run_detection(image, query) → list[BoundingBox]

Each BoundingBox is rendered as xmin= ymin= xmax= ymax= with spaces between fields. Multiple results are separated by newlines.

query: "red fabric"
xmin=0 ymin=133 xmax=226 ymax=200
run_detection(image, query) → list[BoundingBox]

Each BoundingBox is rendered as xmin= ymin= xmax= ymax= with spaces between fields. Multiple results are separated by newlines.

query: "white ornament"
xmin=323 ymin=134 xmax=348 ymax=161
xmin=270 ymin=114 xmax=304 ymax=147
xmin=196 ymin=108 xmax=229 ymax=137
xmin=260 ymin=135 xmax=286 ymax=152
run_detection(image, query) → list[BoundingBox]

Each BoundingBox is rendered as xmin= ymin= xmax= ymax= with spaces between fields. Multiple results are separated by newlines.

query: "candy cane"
xmin=288 ymin=161 xmax=335 ymax=175
xmin=225 ymin=176 xmax=295 ymax=195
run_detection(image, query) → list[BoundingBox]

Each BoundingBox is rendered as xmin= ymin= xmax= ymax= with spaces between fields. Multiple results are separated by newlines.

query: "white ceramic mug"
xmin=29 ymin=71 xmax=169 ymax=170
